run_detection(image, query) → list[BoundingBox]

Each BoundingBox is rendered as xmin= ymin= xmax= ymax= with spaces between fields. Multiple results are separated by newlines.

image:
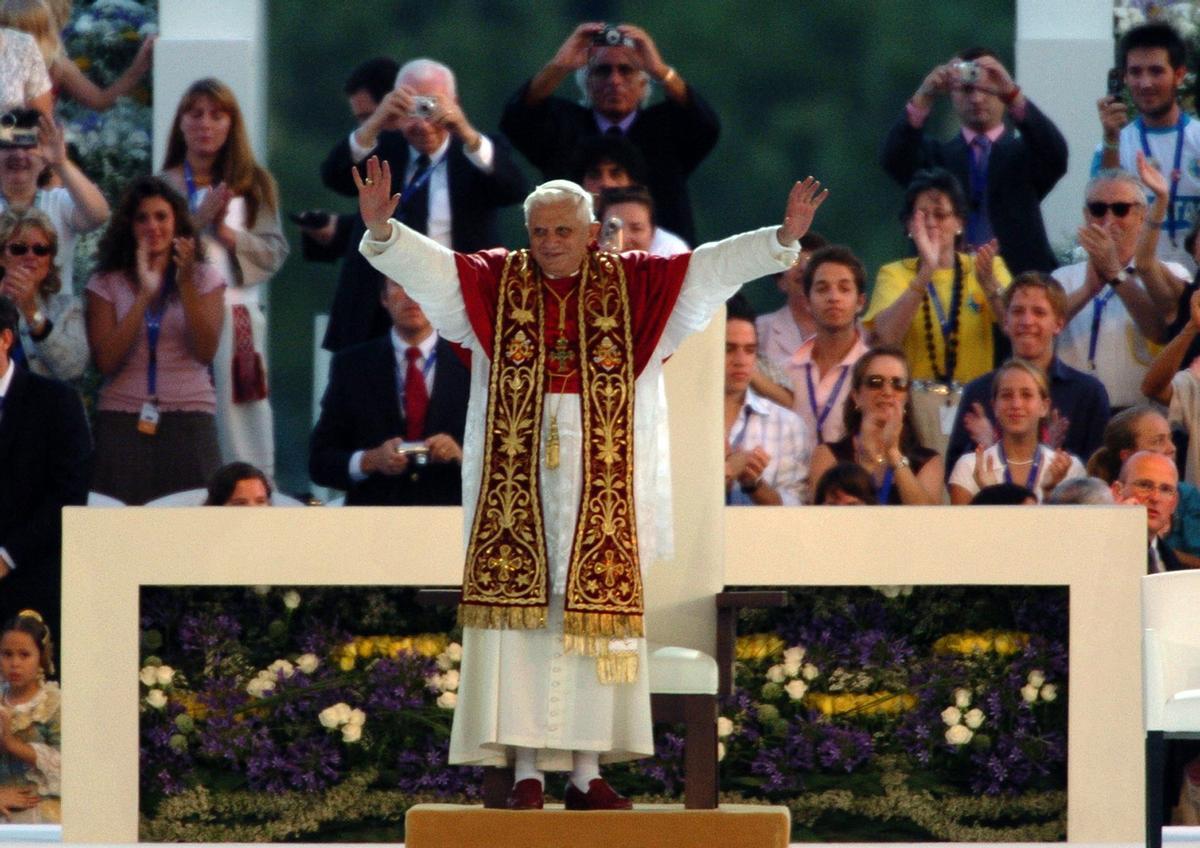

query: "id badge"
xmin=137 ymin=400 xmax=160 ymax=436
xmin=938 ymin=400 xmax=959 ymax=436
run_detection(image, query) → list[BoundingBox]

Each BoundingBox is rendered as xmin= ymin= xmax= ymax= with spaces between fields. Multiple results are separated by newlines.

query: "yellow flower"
xmin=339 ymin=656 xmax=355 ymax=672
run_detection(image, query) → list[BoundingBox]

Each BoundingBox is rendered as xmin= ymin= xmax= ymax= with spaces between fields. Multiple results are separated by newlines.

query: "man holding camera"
xmin=1098 ymin=22 xmax=1200 ymax=270
xmin=319 ymin=58 xmax=526 ymax=353
xmin=309 ymin=276 xmax=467 ymax=506
xmin=880 ymin=48 xmax=1067 ymax=275
xmin=501 ymin=22 xmax=719 ymax=245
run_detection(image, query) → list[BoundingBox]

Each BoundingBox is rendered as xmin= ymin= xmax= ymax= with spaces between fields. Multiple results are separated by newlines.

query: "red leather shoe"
xmin=506 ymin=778 xmax=544 ymax=810
xmin=563 ymin=778 xmax=633 ymax=810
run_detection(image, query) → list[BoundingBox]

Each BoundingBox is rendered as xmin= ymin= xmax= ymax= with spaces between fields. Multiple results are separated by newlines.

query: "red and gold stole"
xmin=459 ymin=248 xmax=642 ymax=683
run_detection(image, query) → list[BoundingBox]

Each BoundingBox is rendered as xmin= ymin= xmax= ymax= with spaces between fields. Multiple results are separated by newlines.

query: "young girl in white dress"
xmin=0 ymin=610 xmax=59 ymax=824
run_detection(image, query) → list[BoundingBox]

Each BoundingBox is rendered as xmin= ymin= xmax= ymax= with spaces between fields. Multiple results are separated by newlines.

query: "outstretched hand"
xmin=778 ymin=177 xmax=828 ymax=245
xmin=1136 ymin=150 xmax=1170 ymax=199
xmin=353 ymin=156 xmax=401 ymax=241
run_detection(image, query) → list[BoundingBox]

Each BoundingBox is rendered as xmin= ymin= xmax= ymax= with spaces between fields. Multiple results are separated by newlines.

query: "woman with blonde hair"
xmin=0 ymin=0 xmax=154 ymax=111
xmin=159 ymin=77 xmax=288 ymax=481
xmin=0 ymin=207 xmax=85 ymax=380
xmin=949 ymin=359 xmax=1083 ymax=503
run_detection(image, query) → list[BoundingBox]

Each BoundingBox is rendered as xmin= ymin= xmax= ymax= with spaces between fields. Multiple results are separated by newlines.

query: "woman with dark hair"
xmin=84 ymin=176 xmax=224 ymax=505
xmin=863 ymin=167 xmax=1011 ymax=449
xmin=203 ymin=461 xmax=272 ymax=506
xmin=813 ymin=461 xmax=876 ymax=505
xmin=160 ymin=78 xmax=288 ymax=482
xmin=0 ymin=207 xmax=86 ymax=381
xmin=807 ymin=347 xmax=943 ymax=504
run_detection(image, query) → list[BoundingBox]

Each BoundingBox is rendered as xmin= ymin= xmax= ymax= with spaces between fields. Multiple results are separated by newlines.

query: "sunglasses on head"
xmin=1085 ymin=201 xmax=1137 ymax=219
xmin=5 ymin=242 xmax=51 ymax=257
xmin=863 ymin=375 xmax=909 ymax=391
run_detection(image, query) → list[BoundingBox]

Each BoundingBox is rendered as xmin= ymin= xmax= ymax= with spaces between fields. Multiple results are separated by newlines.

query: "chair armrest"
xmin=715 ymin=590 xmax=789 ymax=698
xmin=1145 ymin=627 xmax=1165 ymax=729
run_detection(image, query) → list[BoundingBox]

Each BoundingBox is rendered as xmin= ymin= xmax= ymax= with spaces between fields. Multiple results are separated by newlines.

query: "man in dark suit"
xmin=319 ymin=58 xmax=527 ymax=353
xmin=500 ymin=22 xmax=719 ymax=245
xmin=310 ymin=279 xmax=468 ymax=505
xmin=880 ymin=48 xmax=1068 ymax=275
xmin=0 ymin=296 xmax=91 ymax=638
xmin=1112 ymin=450 xmax=1186 ymax=572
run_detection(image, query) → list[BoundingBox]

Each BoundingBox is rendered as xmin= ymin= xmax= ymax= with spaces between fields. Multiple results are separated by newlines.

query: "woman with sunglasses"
xmin=0 ymin=208 xmax=85 ymax=381
xmin=159 ymin=78 xmax=288 ymax=481
xmin=84 ymin=177 xmax=224 ymax=505
xmin=808 ymin=347 xmax=943 ymax=504
xmin=948 ymin=359 xmax=1083 ymax=504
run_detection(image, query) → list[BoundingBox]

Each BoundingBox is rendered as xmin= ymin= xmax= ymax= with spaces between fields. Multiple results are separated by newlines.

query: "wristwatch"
xmin=1107 ymin=270 xmax=1130 ymax=289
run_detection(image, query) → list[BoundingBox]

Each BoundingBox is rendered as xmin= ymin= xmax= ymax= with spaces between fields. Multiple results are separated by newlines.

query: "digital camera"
xmin=594 ymin=25 xmax=632 ymax=48
xmin=0 ymin=109 xmax=39 ymax=149
xmin=409 ymin=96 xmax=438 ymax=120
xmin=953 ymin=60 xmax=980 ymax=86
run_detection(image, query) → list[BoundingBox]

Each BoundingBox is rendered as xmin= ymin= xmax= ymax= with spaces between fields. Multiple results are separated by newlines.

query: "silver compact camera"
xmin=953 ymin=60 xmax=981 ymax=86
xmin=594 ymin=24 xmax=632 ymax=48
xmin=394 ymin=441 xmax=431 ymax=465
xmin=0 ymin=109 xmax=39 ymax=149
xmin=409 ymin=96 xmax=438 ymax=120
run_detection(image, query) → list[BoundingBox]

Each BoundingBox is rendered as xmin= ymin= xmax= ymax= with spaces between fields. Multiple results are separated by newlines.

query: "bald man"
xmin=1113 ymin=450 xmax=1185 ymax=572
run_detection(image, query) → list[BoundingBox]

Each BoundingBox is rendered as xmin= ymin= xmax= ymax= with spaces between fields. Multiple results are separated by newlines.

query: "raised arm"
xmin=1143 ymin=289 xmax=1200 ymax=403
xmin=1134 ymin=151 xmax=1185 ymax=318
xmin=52 ymin=35 xmax=154 ymax=111
xmin=40 ymin=116 xmax=109 ymax=231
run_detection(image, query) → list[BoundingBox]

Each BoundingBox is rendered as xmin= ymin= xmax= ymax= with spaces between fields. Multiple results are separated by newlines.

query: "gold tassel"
xmin=458 ymin=603 xmax=547 ymax=630
xmin=562 ymin=610 xmax=644 ymax=641
xmin=546 ymin=416 xmax=560 ymax=469
xmin=596 ymin=653 xmax=639 ymax=685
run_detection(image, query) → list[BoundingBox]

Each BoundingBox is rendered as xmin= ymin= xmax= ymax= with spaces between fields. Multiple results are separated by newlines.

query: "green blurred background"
xmin=265 ymin=0 xmax=1015 ymax=495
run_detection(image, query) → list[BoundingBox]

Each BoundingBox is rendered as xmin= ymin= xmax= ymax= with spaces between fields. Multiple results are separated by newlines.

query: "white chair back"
xmin=144 ymin=488 xmax=305 ymax=507
xmin=87 ymin=492 xmax=125 ymax=507
xmin=1142 ymin=570 xmax=1200 ymax=729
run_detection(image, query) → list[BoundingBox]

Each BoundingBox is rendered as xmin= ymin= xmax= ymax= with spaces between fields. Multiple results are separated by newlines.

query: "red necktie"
xmin=404 ymin=346 xmax=429 ymax=440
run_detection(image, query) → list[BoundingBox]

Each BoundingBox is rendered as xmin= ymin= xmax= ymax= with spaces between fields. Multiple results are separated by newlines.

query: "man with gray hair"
xmin=1052 ymin=169 xmax=1186 ymax=407
xmin=319 ymin=57 xmax=526 ymax=352
xmin=355 ymin=159 xmax=826 ymax=810
xmin=1046 ymin=476 xmax=1115 ymax=505
xmin=500 ymin=22 xmax=718 ymax=244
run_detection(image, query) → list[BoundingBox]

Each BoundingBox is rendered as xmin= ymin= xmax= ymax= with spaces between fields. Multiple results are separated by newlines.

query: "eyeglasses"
xmin=1085 ymin=201 xmax=1138 ymax=219
xmin=1128 ymin=479 xmax=1178 ymax=498
xmin=862 ymin=375 xmax=909 ymax=391
xmin=589 ymin=63 xmax=639 ymax=78
xmin=5 ymin=242 xmax=51 ymax=257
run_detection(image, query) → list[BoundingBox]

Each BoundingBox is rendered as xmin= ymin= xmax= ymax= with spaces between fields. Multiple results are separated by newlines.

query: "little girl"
xmin=949 ymin=359 xmax=1085 ymax=504
xmin=0 ymin=610 xmax=59 ymax=824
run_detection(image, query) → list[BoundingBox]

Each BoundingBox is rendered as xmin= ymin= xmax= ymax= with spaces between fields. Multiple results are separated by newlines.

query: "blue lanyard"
xmin=183 ymin=161 xmax=203 ymax=213
xmin=144 ymin=286 xmax=170 ymax=398
xmin=998 ymin=442 xmax=1041 ymax=489
xmin=926 ymin=281 xmax=953 ymax=335
xmin=804 ymin=363 xmax=850 ymax=444
xmin=403 ymin=157 xmax=437 ymax=202
xmin=877 ymin=467 xmax=895 ymax=505
xmin=1088 ymin=287 xmax=1117 ymax=370
xmin=1138 ymin=113 xmax=1189 ymax=246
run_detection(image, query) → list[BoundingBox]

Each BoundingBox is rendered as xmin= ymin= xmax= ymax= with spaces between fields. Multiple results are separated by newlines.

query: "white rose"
xmin=252 ymin=585 xmax=270 ymax=596
xmin=441 ymin=669 xmax=460 ymax=692
xmin=1026 ymin=669 xmax=1046 ymax=689
xmin=342 ymin=723 xmax=362 ymax=743
xmin=332 ymin=702 xmax=352 ymax=725
xmin=940 ymin=706 xmax=962 ymax=726
xmin=875 ymin=585 xmax=902 ymax=599
xmin=437 ymin=691 xmax=458 ymax=710
xmin=716 ymin=716 xmax=734 ymax=738
xmin=964 ymin=708 xmax=985 ymax=730
xmin=717 ymin=741 xmax=726 ymax=762
xmin=945 ymin=724 xmax=973 ymax=746
xmin=446 ymin=642 xmax=462 ymax=662
xmin=145 ymin=689 xmax=168 ymax=710
xmin=436 ymin=653 xmax=454 ymax=671
xmin=268 ymin=659 xmax=295 ymax=679
xmin=139 ymin=666 xmax=158 ymax=687
xmin=785 ymin=680 xmax=808 ymax=701
xmin=1020 ymin=684 xmax=1039 ymax=704
xmin=783 ymin=646 xmax=805 ymax=666
xmin=282 ymin=590 xmax=301 ymax=610
xmin=900 ymin=585 xmax=914 ymax=596
xmin=154 ymin=665 xmax=175 ymax=686
xmin=801 ymin=663 xmax=819 ymax=681
xmin=765 ymin=664 xmax=787 ymax=684
xmin=246 ymin=677 xmax=275 ymax=698
xmin=427 ymin=672 xmax=444 ymax=691
xmin=296 ymin=653 xmax=319 ymax=675
xmin=318 ymin=705 xmax=343 ymax=729
xmin=782 ymin=659 xmax=802 ymax=678
xmin=347 ymin=708 xmax=366 ymax=728
xmin=1040 ymin=683 xmax=1058 ymax=702
xmin=953 ymin=688 xmax=971 ymax=709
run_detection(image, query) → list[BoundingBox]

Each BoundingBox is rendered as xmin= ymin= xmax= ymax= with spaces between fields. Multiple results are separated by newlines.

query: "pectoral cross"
xmin=549 ymin=336 xmax=576 ymax=372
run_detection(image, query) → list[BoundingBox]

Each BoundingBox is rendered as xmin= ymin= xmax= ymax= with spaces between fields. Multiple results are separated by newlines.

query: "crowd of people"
xmin=5 ymin=9 xmax=1200 ymax=821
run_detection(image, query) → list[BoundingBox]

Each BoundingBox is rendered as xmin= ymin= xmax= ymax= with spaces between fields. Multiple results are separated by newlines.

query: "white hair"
xmin=1085 ymin=168 xmax=1147 ymax=206
xmin=523 ymin=180 xmax=595 ymax=226
xmin=395 ymin=58 xmax=456 ymax=98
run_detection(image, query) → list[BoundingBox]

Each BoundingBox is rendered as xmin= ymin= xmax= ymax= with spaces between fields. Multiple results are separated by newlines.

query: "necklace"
xmin=1005 ymin=458 xmax=1035 ymax=466
xmin=542 ymin=276 xmax=580 ymax=469
xmin=920 ymin=255 xmax=964 ymax=383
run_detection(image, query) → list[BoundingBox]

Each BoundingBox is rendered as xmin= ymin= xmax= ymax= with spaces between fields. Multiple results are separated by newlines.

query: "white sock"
xmin=513 ymin=746 xmax=544 ymax=786
xmin=570 ymin=750 xmax=600 ymax=792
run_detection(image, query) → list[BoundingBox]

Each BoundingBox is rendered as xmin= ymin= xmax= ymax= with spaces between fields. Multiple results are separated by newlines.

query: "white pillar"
xmin=153 ymin=0 xmax=267 ymax=169
xmin=1016 ymin=0 xmax=1114 ymax=256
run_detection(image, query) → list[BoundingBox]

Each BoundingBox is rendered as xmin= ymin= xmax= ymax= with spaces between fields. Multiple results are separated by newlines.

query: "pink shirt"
xmin=87 ymin=265 xmax=225 ymax=413
xmin=785 ymin=330 xmax=870 ymax=444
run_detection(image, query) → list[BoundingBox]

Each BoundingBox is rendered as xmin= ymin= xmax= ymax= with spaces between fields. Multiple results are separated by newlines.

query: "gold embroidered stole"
xmin=460 ymin=249 xmax=642 ymax=683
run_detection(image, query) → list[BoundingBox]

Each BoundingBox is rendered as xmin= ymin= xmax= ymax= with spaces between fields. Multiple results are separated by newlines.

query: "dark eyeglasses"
xmin=589 ymin=63 xmax=639 ymax=78
xmin=1085 ymin=201 xmax=1137 ymax=219
xmin=863 ymin=375 xmax=909 ymax=391
xmin=5 ymin=242 xmax=52 ymax=257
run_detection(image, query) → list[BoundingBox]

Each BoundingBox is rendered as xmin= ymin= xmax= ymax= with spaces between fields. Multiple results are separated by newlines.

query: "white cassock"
xmin=361 ymin=221 xmax=798 ymax=770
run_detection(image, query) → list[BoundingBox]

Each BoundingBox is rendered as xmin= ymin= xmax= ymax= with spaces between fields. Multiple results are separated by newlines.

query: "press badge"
xmin=137 ymin=400 xmax=160 ymax=436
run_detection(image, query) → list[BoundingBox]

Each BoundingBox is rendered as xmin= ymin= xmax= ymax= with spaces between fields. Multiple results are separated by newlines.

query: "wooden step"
xmin=405 ymin=803 xmax=790 ymax=848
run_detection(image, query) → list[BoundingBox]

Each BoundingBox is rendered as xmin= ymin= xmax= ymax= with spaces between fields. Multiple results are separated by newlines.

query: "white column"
xmin=153 ymin=0 xmax=267 ymax=168
xmin=1016 ymin=0 xmax=1114 ymax=256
